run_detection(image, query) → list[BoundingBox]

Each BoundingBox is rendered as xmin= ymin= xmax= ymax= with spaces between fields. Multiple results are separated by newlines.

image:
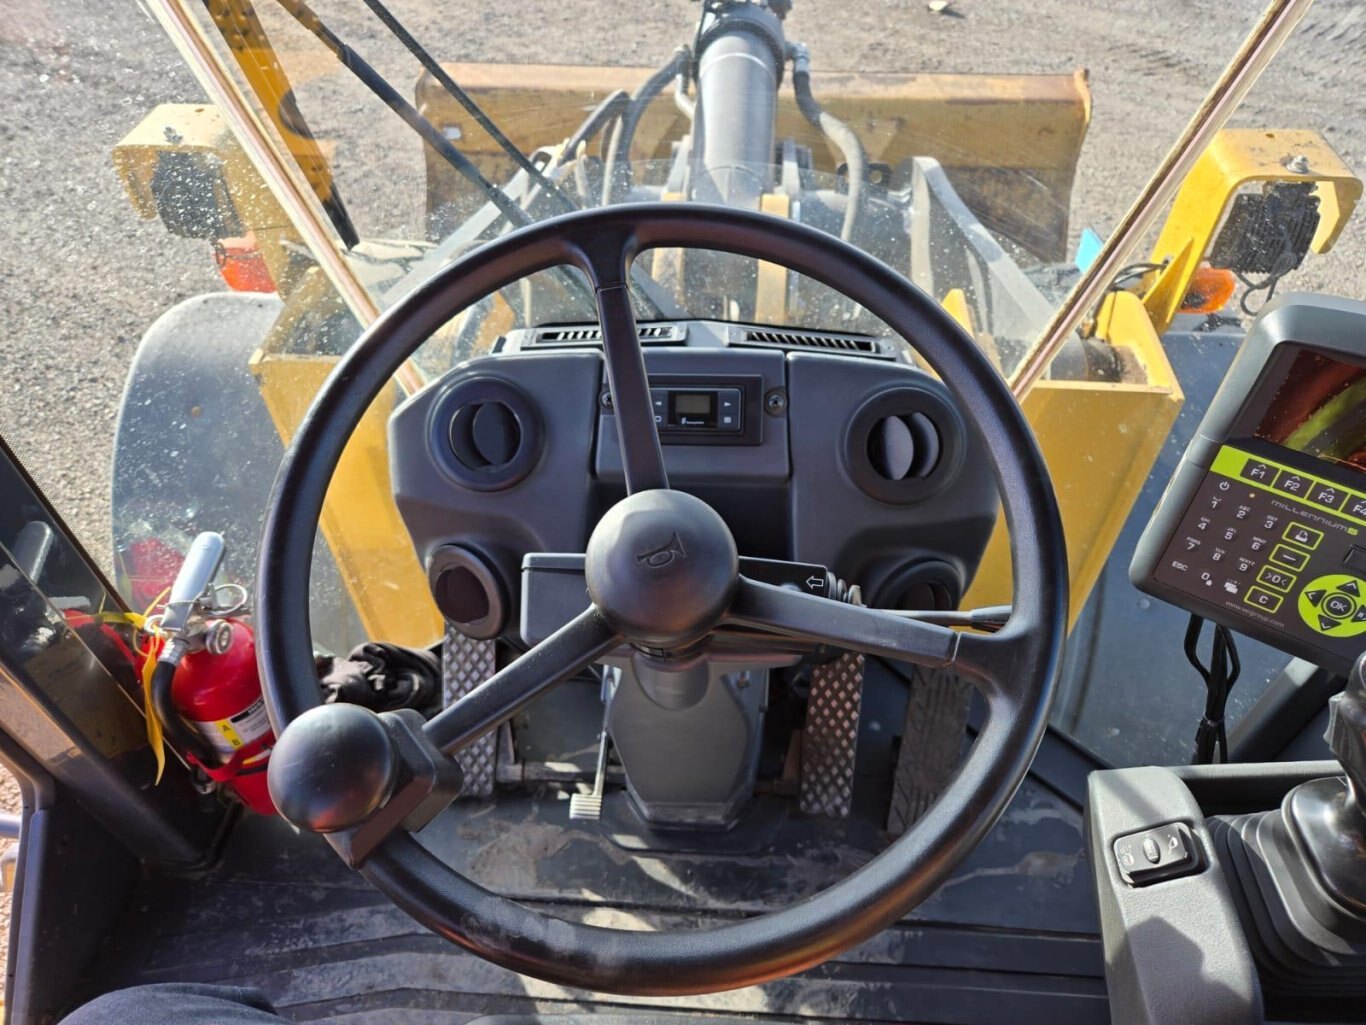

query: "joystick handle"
xmin=1326 ymin=651 xmax=1366 ymax=819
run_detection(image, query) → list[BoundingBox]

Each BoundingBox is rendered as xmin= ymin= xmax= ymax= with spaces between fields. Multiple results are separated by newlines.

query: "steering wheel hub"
xmin=585 ymin=489 xmax=739 ymax=649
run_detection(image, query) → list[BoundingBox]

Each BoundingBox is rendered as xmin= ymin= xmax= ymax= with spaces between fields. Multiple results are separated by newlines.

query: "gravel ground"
xmin=0 ymin=0 xmax=1363 ymax=994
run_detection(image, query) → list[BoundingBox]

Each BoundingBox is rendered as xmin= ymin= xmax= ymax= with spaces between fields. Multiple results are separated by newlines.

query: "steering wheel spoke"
xmin=575 ymin=233 xmax=669 ymax=494
xmin=725 ymin=576 xmax=961 ymax=667
xmin=424 ymin=604 xmax=621 ymax=755
xmin=950 ymin=627 xmax=1026 ymax=703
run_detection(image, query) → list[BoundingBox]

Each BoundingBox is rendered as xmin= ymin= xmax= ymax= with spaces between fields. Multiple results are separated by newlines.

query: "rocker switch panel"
xmin=1112 ymin=821 xmax=1202 ymax=886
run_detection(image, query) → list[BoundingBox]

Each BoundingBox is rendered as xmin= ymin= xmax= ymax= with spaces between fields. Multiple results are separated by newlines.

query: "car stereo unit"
xmin=1132 ymin=294 xmax=1366 ymax=677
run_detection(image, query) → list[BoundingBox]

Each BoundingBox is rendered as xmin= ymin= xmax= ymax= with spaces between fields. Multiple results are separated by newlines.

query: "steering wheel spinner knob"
xmin=268 ymin=703 xmax=400 ymax=833
xmin=270 ymin=706 xmax=465 ymax=865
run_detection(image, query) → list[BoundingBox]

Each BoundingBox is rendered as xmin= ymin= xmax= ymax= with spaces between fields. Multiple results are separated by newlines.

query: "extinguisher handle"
xmin=161 ymin=531 xmax=226 ymax=639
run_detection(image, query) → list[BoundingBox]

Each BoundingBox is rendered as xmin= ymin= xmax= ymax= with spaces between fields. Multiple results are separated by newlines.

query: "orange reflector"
xmin=214 ymin=232 xmax=276 ymax=293
xmin=1180 ymin=266 xmax=1236 ymax=315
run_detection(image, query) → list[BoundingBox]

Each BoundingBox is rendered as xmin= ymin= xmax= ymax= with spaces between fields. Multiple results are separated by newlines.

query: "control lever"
xmin=1328 ymin=650 xmax=1366 ymax=808
xmin=569 ymin=700 xmax=613 ymax=822
xmin=1316 ymin=649 xmax=1366 ymax=909
xmin=1217 ymin=649 xmax=1366 ymax=996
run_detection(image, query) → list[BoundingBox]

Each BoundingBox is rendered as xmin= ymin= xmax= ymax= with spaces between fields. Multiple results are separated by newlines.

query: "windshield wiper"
xmin=355 ymin=0 xmax=578 ymax=215
xmin=269 ymin=0 xmax=678 ymax=320
xmin=272 ymin=0 xmax=535 ymax=232
xmin=198 ymin=0 xmax=362 ymax=248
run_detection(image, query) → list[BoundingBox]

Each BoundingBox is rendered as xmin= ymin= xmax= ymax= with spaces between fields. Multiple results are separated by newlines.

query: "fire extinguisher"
xmin=148 ymin=532 xmax=278 ymax=815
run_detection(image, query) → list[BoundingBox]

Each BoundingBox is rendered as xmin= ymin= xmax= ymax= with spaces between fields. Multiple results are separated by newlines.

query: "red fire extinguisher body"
xmin=170 ymin=621 xmax=278 ymax=815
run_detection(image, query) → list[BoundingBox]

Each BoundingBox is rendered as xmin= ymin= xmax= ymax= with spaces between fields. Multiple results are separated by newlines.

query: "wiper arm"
xmin=200 ymin=0 xmax=361 ymax=248
xmin=271 ymin=0 xmax=676 ymax=320
xmin=273 ymin=0 xmax=535 ymax=232
xmin=356 ymin=0 xmax=578 ymax=215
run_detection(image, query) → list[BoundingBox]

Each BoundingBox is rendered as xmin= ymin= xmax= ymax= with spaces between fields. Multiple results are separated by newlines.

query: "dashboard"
xmin=388 ymin=318 xmax=999 ymax=645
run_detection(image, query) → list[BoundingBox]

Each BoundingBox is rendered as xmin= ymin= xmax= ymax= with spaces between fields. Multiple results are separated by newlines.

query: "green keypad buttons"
xmin=1298 ymin=574 xmax=1366 ymax=638
xmin=1282 ymin=522 xmax=1323 ymax=550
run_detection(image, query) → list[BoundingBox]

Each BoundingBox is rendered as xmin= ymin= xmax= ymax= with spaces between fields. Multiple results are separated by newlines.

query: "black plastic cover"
xmin=1086 ymin=766 xmax=1262 ymax=1025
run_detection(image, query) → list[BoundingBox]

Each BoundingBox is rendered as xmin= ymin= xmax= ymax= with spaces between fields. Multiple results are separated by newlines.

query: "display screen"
xmin=673 ymin=392 xmax=714 ymax=416
xmin=1252 ymin=350 xmax=1366 ymax=473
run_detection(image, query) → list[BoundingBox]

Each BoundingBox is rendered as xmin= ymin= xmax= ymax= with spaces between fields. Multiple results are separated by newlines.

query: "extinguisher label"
xmin=192 ymin=697 xmax=272 ymax=759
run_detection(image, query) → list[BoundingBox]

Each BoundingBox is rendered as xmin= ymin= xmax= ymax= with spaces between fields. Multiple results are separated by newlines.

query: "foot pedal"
xmin=800 ymin=651 xmax=866 ymax=818
xmin=441 ymin=623 xmax=497 ymax=798
xmin=568 ymin=791 xmax=603 ymax=821
xmin=570 ymin=702 xmax=612 ymax=821
xmin=887 ymin=666 xmax=971 ymax=834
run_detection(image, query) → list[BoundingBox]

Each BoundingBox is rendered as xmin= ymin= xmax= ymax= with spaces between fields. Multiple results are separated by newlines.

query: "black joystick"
xmin=1217 ymin=650 xmax=1366 ymax=1002
xmin=1304 ymin=649 xmax=1366 ymax=913
xmin=1328 ymin=651 xmax=1366 ymax=812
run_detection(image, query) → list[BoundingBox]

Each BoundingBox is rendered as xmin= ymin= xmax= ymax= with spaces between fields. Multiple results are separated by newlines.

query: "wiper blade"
xmin=272 ymin=0 xmax=535 ymax=232
xmin=356 ymin=0 xmax=578 ymax=215
xmin=270 ymin=0 xmax=676 ymax=320
xmin=200 ymin=0 xmax=361 ymax=248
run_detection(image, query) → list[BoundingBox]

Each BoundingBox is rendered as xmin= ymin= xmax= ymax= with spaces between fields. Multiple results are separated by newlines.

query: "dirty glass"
xmin=1 ymin=0 xmax=1361 ymax=771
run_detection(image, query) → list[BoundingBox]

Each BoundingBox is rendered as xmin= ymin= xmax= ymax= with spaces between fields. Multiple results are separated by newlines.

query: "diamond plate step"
xmin=800 ymin=651 xmax=866 ymax=817
xmin=441 ymin=624 xmax=497 ymax=798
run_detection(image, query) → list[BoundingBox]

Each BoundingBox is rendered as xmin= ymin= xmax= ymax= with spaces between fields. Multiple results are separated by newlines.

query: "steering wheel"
xmin=258 ymin=203 xmax=1067 ymax=996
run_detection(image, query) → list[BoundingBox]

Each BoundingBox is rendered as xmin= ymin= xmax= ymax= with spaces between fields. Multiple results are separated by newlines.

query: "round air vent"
xmin=427 ymin=544 xmax=507 ymax=639
xmin=872 ymin=559 xmax=961 ymax=613
xmin=845 ymin=384 xmax=963 ymax=504
xmin=430 ymin=377 xmax=542 ymax=492
xmin=868 ymin=411 xmax=941 ymax=481
xmin=450 ymin=399 xmax=522 ymax=470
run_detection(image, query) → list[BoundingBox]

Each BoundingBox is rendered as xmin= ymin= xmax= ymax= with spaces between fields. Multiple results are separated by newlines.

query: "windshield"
xmin=192 ymin=0 xmax=1112 ymax=376
xmin=1 ymin=0 xmax=1362 ymax=771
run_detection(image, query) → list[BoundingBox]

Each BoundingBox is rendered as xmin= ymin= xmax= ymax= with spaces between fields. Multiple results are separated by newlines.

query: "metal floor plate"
xmin=80 ymin=768 xmax=1105 ymax=1025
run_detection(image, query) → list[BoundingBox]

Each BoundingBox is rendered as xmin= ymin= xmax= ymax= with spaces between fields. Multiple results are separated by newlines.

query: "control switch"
xmin=1112 ymin=821 xmax=1202 ymax=886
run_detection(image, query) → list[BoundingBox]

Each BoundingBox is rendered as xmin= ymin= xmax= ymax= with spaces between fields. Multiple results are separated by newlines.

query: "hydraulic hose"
xmin=556 ymin=89 xmax=630 ymax=170
xmin=602 ymin=47 xmax=691 ymax=206
xmin=150 ymin=657 xmax=215 ymax=767
xmin=791 ymin=43 xmax=865 ymax=242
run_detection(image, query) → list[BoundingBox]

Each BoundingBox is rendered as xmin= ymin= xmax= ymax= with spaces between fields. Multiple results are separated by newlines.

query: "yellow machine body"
xmin=417 ymin=63 xmax=1091 ymax=261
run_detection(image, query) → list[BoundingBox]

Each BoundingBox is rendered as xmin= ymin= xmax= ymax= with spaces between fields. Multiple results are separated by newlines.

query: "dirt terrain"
xmin=0 ymin=0 xmax=1364 ymax=989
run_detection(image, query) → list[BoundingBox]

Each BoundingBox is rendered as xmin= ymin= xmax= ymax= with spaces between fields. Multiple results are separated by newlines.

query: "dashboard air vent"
xmin=530 ymin=323 xmax=685 ymax=347
xmin=736 ymin=327 xmax=883 ymax=355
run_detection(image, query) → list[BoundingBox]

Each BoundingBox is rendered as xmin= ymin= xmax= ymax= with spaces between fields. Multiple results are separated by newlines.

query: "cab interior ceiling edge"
xmin=2 ymin=0 xmax=1366 ymax=1023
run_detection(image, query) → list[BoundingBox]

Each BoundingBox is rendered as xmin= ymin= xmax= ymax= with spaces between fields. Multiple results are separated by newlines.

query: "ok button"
xmin=1324 ymin=593 xmax=1356 ymax=620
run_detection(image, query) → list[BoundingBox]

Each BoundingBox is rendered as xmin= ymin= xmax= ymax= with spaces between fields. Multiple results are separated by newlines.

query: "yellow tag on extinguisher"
xmin=125 ymin=590 xmax=170 ymax=784
xmin=139 ymin=649 xmax=167 ymax=784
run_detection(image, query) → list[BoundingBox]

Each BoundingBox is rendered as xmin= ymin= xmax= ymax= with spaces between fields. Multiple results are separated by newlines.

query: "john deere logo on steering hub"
xmin=637 ymin=533 xmax=687 ymax=568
